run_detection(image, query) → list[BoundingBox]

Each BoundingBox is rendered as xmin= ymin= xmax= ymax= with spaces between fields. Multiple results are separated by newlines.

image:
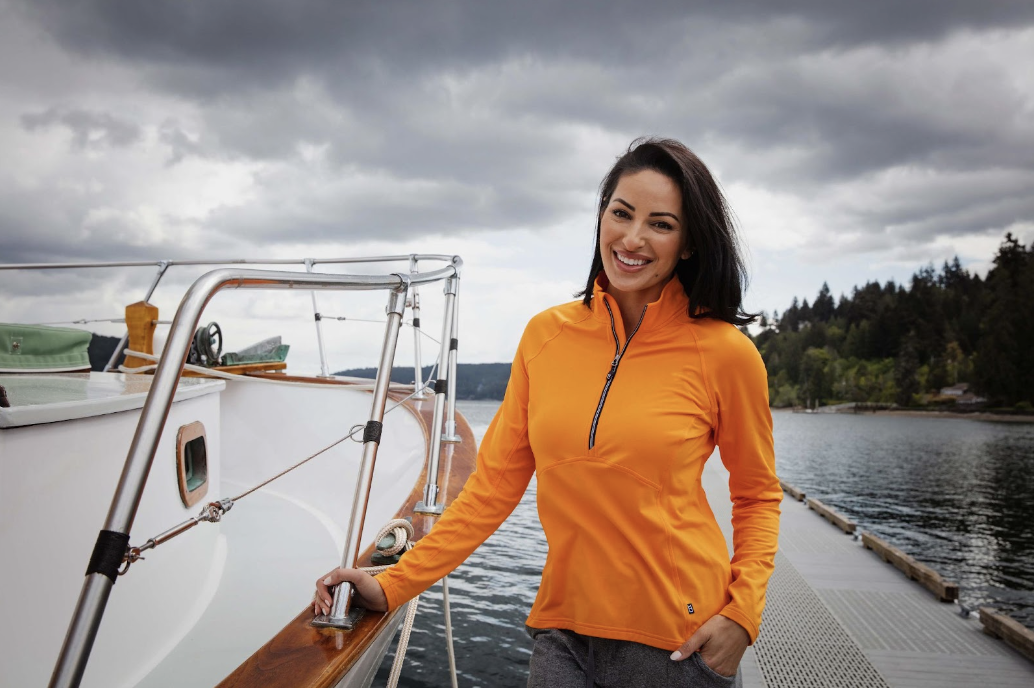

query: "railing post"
xmin=305 ymin=258 xmax=331 ymax=377
xmin=409 ymin=255 xmax=427 ymax=399
xmin=442 ymin=274 xmax=461 ymax=444
xmin=414 ymin=274 xmax=457 ymax=514
xmin=314 ymin=276 xmax=411 ymax=629
xmin=47 ymin=267 xmax=429 ymax=687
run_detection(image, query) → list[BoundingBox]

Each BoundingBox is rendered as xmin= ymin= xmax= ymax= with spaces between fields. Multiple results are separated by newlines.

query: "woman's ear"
xmin=681 ymin=248 xmax=694 ymax=261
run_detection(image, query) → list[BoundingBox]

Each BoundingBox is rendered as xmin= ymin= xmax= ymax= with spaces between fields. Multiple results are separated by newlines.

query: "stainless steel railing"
xmin=0 ymin=254 xmax=464 ymax=443
xmin=42 ymin=263 xmax=461 ymax=688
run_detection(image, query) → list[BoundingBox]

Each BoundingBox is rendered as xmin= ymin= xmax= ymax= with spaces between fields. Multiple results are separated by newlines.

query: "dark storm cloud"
xmin=20 ymin=107 xmax=142 ymax=150
xmin=22 ymin=1 xmax=1034 ymax=78
xmin=6 ymin=0 xmax=1034 ymax=258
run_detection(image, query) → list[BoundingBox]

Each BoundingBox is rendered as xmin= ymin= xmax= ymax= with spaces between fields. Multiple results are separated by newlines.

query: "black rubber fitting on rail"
xmin=450 ymin=337 xmax=458 ymax=351
xmin=86 ymin=530 xmax=130 ymax=583
xmin=412 ymin=317 xmax=420 ymax=328
xmin=434 ymin=378 xmax=448 ymax=394
xmin=314 ymin=313 xmax=322 ymax=322
xmin=363 ymin=420 xmax=383 ymax=444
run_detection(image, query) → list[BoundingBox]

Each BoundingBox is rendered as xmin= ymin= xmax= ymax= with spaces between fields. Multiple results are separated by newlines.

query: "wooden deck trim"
xmin=861 ymin=532 xmax=960 ymax=602
xmin=806 ymin=497 xmax=857 ymax=534
xmin=980 ymin=607 xmax=1034 ymax=663
xmin=181 ymin=361 xmax=288 ymax=377
xmin=779 ymin=480 xmax=806 ymax=502
xmin=217 ymin=392 xmax=478 ymax=688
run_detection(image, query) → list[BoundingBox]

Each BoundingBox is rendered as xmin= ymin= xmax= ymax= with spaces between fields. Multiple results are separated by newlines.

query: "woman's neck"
xmin=607 ymin=290 xmax=650 ymax=339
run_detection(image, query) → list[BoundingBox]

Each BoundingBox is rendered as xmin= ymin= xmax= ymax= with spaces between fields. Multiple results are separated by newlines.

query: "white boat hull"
xmin=0 ymin=373 xmax=427 ymax=687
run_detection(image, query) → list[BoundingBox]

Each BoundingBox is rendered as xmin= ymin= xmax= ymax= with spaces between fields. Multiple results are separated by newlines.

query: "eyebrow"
xmin=614 ymin=197 xmax=681 ymax=223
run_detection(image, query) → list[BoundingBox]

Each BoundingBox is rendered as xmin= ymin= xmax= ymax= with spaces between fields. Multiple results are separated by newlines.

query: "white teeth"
xmin=616 ymin=253 xmax=648 ymax=266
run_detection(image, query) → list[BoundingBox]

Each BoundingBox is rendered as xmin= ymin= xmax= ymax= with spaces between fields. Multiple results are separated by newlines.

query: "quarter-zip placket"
xmin=588 ymin=299 xmax=647 ymax=449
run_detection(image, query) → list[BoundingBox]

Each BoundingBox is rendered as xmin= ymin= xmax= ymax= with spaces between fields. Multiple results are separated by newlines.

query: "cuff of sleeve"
xmin=719 ymin=605 xmax=759 ymax=645
xmin=375 ymin=572 xmax=403 ymax=612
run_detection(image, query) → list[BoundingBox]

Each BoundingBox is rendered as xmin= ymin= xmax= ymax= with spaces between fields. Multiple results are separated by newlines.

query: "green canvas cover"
xmin=0 ymin=323 xmax=92 ymax=372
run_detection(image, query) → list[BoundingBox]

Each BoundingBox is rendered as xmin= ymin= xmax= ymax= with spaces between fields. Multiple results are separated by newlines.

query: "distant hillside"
xmin=335 ymin=362 xmax=511 ymax=400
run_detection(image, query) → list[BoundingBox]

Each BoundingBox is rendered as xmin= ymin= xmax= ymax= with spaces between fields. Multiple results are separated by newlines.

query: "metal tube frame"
xmin=305 ymin=259 xmax=332 ymax=377
xmin=313 ymin=277 xmax=410 ymax=629
xmin=409 ymin=255 xmax=427 ymax=399
xmin=414 ymin=275 xmax=458 ymax=515
xmin=2 ymin=255 xmax=458 ymax=378
xmin=47 ymin=266 xmax=452 ymax=688
xmin=442 ymin=275 xmax=461 ymax=443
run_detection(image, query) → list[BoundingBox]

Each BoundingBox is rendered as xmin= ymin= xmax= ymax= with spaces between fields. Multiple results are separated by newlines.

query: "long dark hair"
xmin=579 ymin=137 xmax=757 ymax=326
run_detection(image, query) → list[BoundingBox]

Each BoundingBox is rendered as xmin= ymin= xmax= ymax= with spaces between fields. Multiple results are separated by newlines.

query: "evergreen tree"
xmin=813 ymin=282 xmax=835 ymax=322
xmin=895 ymin=332 xmax=920 ymax=406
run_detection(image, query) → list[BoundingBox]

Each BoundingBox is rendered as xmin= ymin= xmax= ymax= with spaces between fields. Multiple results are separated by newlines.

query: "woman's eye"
xmin=654 ymin=221 xmax=673 ymax=230
xmin=612 ymin=208 xmax=631 ymax=219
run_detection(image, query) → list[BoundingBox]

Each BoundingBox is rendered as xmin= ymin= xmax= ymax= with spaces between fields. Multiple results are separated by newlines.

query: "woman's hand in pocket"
xmin=669 ymin=613 xmax=749 ymax=677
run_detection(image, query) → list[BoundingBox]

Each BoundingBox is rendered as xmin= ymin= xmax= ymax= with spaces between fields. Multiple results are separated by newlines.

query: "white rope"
xmin=356 ymin=519 xmax=460 ymax=688
xmin=442 ymin=575 xmax=459 ymax=688
xmin=357 ymin=519 xmax=420 ymax=688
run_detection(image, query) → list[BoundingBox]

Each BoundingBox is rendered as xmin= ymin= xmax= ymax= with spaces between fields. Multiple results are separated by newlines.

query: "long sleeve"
xmin=375 ymin=331 xmax=538 ymax=610
xmin=711 ymin=334 xmax=781 ymax=643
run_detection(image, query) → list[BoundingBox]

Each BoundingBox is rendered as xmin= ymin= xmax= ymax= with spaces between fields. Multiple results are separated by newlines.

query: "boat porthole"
xmin=176 ymin=421 xmax=209 ymax=508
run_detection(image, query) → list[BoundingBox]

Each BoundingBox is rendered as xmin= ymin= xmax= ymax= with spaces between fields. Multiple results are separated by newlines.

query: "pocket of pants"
xmin=690 ymin=651 xmax=736 ymax=684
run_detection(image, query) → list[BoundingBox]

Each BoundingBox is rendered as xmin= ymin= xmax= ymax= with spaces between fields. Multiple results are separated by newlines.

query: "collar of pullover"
xmin=590 ymin=273 xmax=691 ymax=334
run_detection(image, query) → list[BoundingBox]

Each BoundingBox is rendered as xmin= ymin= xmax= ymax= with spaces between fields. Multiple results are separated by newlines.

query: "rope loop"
xmin=374 ymin=518 xmax=416 ymax=556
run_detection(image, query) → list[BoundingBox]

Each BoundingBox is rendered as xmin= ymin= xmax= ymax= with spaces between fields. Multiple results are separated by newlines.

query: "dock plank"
xmin=700 ymin=452 xmax=1034 ymax=687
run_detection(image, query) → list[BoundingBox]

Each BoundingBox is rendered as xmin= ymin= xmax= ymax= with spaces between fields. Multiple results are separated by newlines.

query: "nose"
xmin=621 ymin=219 xmax=648 ymax=251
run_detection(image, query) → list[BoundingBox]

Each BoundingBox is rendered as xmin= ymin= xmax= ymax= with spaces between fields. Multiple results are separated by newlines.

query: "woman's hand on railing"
xmin=314 ymin=568 xmax=389 ymax=616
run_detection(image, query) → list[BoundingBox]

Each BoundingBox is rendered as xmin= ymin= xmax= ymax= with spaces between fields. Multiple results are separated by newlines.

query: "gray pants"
xmin=526 ymin=627 xmax=742 ymax=688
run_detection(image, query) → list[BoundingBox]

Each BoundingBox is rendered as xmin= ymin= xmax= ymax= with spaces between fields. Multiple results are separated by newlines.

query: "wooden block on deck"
xmin=862 ymin=532 xmax=959 ymax=602
xmin=780 ymin=480 xmax=806 ymax=501
xmin=980 ymin=608 xmax=1034 ymax=663
xmin=806 ymin=497 xmax=856 ymax=534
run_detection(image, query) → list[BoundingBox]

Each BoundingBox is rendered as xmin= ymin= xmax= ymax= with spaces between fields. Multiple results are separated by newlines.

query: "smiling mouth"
xmin=615 ymin=251 xmax=650 ymax=267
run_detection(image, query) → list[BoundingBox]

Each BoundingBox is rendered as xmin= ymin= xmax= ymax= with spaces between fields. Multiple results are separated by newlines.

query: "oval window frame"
xmin=176 ymin=421 xmax=209 ymax=508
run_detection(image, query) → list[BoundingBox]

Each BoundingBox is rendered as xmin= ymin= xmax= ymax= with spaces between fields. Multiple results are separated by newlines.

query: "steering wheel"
xmin=194 ymin=322 xmax=223 ymax=366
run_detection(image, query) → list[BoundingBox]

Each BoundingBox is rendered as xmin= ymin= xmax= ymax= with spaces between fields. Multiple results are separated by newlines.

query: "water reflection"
xmin=774 ymin=411 xmax=1034 ymax=626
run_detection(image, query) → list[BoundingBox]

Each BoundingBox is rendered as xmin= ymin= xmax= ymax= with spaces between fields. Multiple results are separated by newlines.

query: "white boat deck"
xmin=702 ymin=457 xmax=1034 ymax=687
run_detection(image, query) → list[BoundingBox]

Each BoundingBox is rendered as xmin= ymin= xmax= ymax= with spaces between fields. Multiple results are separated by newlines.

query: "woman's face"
xmin=599 ymin=169 xmax=689 ymax=306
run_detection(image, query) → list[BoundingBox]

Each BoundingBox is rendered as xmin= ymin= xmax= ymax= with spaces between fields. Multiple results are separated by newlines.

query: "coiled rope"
xmin=360 ymin=519 xmax=459 ymax=688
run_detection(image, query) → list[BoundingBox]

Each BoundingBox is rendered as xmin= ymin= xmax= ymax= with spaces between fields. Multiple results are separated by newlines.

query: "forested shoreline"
xmin=755 ymin=234 xmax=1034 ymax=410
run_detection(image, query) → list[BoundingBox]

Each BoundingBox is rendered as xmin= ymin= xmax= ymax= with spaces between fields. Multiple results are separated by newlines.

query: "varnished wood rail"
xmin=218 ymin=386 xmax=479 ymax=688
xmin=779 ymin=480 xmax=805 ymax=502
xmin=806 ymin=497 xmax=856 ymax=534
xmin=980 ymin=608 xmax=1034 ymax=663
xmin=861 ymin=533 xmax=959 ymax=602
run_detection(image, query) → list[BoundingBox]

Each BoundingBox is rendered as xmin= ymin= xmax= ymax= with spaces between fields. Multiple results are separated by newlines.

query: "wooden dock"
xmin=702 ymin=458 xmax=1034 ymax=687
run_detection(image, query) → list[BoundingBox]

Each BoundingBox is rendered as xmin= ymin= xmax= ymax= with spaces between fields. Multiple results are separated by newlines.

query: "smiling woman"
xmin=318 ymin=137 xmax=778 ymax=688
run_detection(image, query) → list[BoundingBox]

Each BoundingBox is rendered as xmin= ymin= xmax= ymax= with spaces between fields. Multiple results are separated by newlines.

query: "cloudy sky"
xmin=2 ymin=0 xmax=1032 ymax=372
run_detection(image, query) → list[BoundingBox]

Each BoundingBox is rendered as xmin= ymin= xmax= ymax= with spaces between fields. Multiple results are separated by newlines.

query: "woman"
xmin=317 ymin=138 xmax=780 ymax=687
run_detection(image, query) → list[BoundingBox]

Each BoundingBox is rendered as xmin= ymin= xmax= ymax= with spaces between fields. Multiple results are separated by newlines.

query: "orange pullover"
xmin=376 ymin=276 xmax=781 ymax=649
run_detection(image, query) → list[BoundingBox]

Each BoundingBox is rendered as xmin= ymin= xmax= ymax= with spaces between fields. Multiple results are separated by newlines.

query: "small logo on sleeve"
xmin=686 ymin=603 xmax=695 ymax=614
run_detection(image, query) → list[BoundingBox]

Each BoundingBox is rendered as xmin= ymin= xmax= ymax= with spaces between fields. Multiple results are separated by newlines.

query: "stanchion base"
xmin=414 ymin=500 xmax=445 ymax=515
xmin=442 ymin=434 xmax=462 ymax=444
xmin=311 ymin=607 xmax=365 ymax=630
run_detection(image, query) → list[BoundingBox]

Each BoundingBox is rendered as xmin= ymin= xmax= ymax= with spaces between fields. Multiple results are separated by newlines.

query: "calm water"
xmin=375 ymin=401 xmax=1034 ymax=687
